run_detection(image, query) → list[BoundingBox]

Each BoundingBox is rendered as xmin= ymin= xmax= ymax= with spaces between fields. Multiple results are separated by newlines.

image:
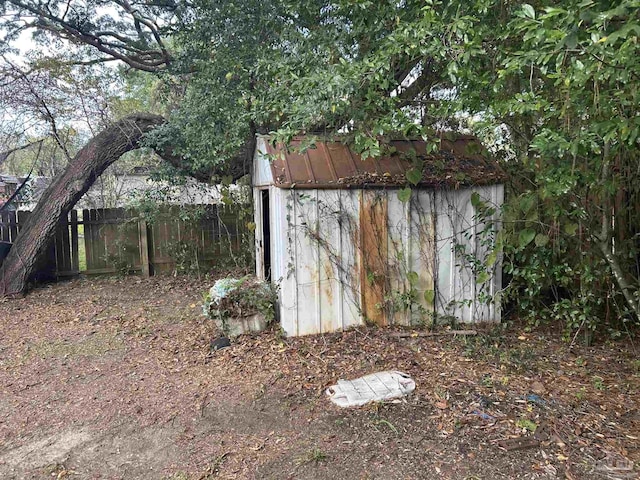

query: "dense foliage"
xmin=450 ymin=1 xmax=640 ymax=335
xmin=168 ymin=0 xmax=640 ymax=335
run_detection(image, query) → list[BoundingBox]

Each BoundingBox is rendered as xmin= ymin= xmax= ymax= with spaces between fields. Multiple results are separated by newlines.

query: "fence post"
xmin=0 ymin=211 xmax=8 ymax=242
xmin=138 ymin=218 xmax=150 ymax=278
xmin=70 ymin=210 xmax=79 ymax=273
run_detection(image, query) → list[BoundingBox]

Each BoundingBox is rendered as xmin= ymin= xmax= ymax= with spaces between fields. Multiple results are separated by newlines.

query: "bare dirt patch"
xmin=0 ymin=276 xmax=638 ymax=479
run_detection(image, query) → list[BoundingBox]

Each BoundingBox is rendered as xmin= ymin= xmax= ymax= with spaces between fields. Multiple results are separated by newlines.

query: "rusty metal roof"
xmin=263 ymin=135 xmax=506 ymax=189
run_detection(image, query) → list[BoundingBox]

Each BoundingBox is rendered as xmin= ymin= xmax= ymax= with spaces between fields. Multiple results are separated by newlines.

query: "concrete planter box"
xmin=215 ymin=312 xmax=268 ymax=338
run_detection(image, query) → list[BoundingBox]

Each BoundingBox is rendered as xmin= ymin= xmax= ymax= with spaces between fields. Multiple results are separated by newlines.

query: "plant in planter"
xmin=203 ymin=276 xmax=277 ymax=338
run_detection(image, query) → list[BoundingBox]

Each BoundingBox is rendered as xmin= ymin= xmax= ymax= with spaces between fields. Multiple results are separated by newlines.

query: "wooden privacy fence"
xmin=0 ymin=205 xmax=247 ymax=278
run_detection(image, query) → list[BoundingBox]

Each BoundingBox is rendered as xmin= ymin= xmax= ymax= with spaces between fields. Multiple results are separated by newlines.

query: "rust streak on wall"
xmin=360 ymin=192 xmax=388 ymax=326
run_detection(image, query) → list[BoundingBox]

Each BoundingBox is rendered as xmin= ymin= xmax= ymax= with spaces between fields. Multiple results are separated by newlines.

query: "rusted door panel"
xmin=360 ymin=191 xmax=389 ymax=326
xmin=385 ymin=191 xmax=436 ymax=326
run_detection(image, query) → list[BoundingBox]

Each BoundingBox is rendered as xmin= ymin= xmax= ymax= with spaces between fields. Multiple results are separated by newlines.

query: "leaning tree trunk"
xmin=0 ymin=113 xmax=166 ymax=296
xmin=0 ymin=112 xmax=255 ymax=296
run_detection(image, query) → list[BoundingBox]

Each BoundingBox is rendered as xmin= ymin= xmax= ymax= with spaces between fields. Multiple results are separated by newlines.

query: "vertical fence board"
xmin=54 ymin=214 xmax=71 ymax=274
xmin=9 ymin=211 xmax=18 ymax=242
xmin=139 ymin=219 xmax=150 ymax=277
xmin=70 ymin=210 xmax=79 ymax=272
xmin=83 ymin=210 xmax=92 ymax=270
xmin=85 ymin=209 xmax=102 ymax=272
xmin=0 ymin=211 xmax=8 ymax=242
xmin=102 ymin=208 xmax=115 ymax=270
xmin=0 ymin=211 xmax=18 ymax=242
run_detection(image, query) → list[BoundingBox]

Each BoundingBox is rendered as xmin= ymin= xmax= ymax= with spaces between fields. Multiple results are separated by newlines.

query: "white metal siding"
xmin=253 ymin=180 xmax=503 ymax=336
xmin=435 ymin=186 xmax=503 ymax=323
xmin=410 ymin=191 xmax=437 ymax=324
xmin=253 ymin=137 xmax=273 ymax=187
xmin=271 ymin=189 xmax=364 ymax=336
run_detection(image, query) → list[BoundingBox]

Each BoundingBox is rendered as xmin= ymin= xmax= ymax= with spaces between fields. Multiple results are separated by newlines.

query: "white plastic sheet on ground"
xmin=326 ymin=371 xmax=416 ymax=408
xmin=209 ymin=277 xmax=244 ymax=303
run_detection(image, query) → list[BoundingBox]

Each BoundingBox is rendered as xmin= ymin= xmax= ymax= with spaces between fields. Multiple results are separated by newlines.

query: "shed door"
xmin=261 ymin=189 xmax=271 ymax=281
xmin=254 ymin=187 xmax=272 ymax=282
xmin=358 ymin=190 xmax=436 ymax=328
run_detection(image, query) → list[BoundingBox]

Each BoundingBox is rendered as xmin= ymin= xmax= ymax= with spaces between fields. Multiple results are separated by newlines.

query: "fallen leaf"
xmin=531 ymin=381 xmax=546 ymax=394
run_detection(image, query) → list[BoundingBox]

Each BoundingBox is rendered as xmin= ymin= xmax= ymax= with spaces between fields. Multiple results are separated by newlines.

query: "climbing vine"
xmin=281 ymin=186 xmax=502 ymax=328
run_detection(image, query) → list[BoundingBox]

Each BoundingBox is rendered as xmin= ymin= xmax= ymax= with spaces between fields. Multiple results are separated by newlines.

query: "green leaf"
xmin=397 ymin=187 xmax=412 ymax=203
xmin=443 ymin=131 xmax=457 ymax=141
xmin=476 ymin=271 xmax=490 ymax=284
xmin=470 ymin=191 xmax=482 ymax=208
xmin=516 ymin=419 xmax=537 ymax=432
xmin=221 ymin=175 xmax=233 ymax=186
xmin=564 ymin=32 xmax=578 ymax=49
xmin=526 ymin=209 xmax=539 ymax=223
xmin=519 ymin=194 xmax=535 ymax=213
xmin=406 ymin=168 xmax=423 ymax=186
xmin=534 ymin=233 xmax=550 ymax=247
xmin=518 ymin=228 xmax=536 ymax=248
xmin=564 ymin=223 xmax=579 ymax=235
xmin=424 ymin=289 xmax=435 ymax=305
xmin=485 ymin=251 xmax=498 ymax=267
xmin=464 ymin=142 xmax=482 ymax=155
xmin=407 ymin=271 xmax=419 ymax=286
xmin=522 ymin=4 xmax=536 ymax=19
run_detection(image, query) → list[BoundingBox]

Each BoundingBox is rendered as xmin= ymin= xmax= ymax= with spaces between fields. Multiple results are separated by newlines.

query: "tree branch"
xmin=6 ymin=0 xmax=172 ymax=72
xmin=0 ymin=139 xmax=44 ymax=166
xmin=597 ymin=142 xmax=640 ymax=318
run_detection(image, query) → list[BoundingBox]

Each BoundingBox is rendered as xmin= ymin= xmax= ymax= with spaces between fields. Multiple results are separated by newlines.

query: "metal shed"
xmin=253 ymin=135 xmax=506 ymax=336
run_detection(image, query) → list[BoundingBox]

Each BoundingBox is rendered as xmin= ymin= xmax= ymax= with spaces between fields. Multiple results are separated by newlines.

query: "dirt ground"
xmin=0 ymin=276 xmax=638 ymax=480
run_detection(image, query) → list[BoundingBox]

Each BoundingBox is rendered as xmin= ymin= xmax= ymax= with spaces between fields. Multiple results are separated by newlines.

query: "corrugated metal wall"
xmin=435 ymin=186 xmax=504 ymax=324
xmin=253 ymin=139 xmax=504 ymax=336
xmin=253 ymin=139 xmax=272 ymax=188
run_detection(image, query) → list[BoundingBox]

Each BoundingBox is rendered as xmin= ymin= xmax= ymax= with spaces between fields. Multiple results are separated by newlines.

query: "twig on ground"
xmin=391 ymin=330 xmax=477 ymax=338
